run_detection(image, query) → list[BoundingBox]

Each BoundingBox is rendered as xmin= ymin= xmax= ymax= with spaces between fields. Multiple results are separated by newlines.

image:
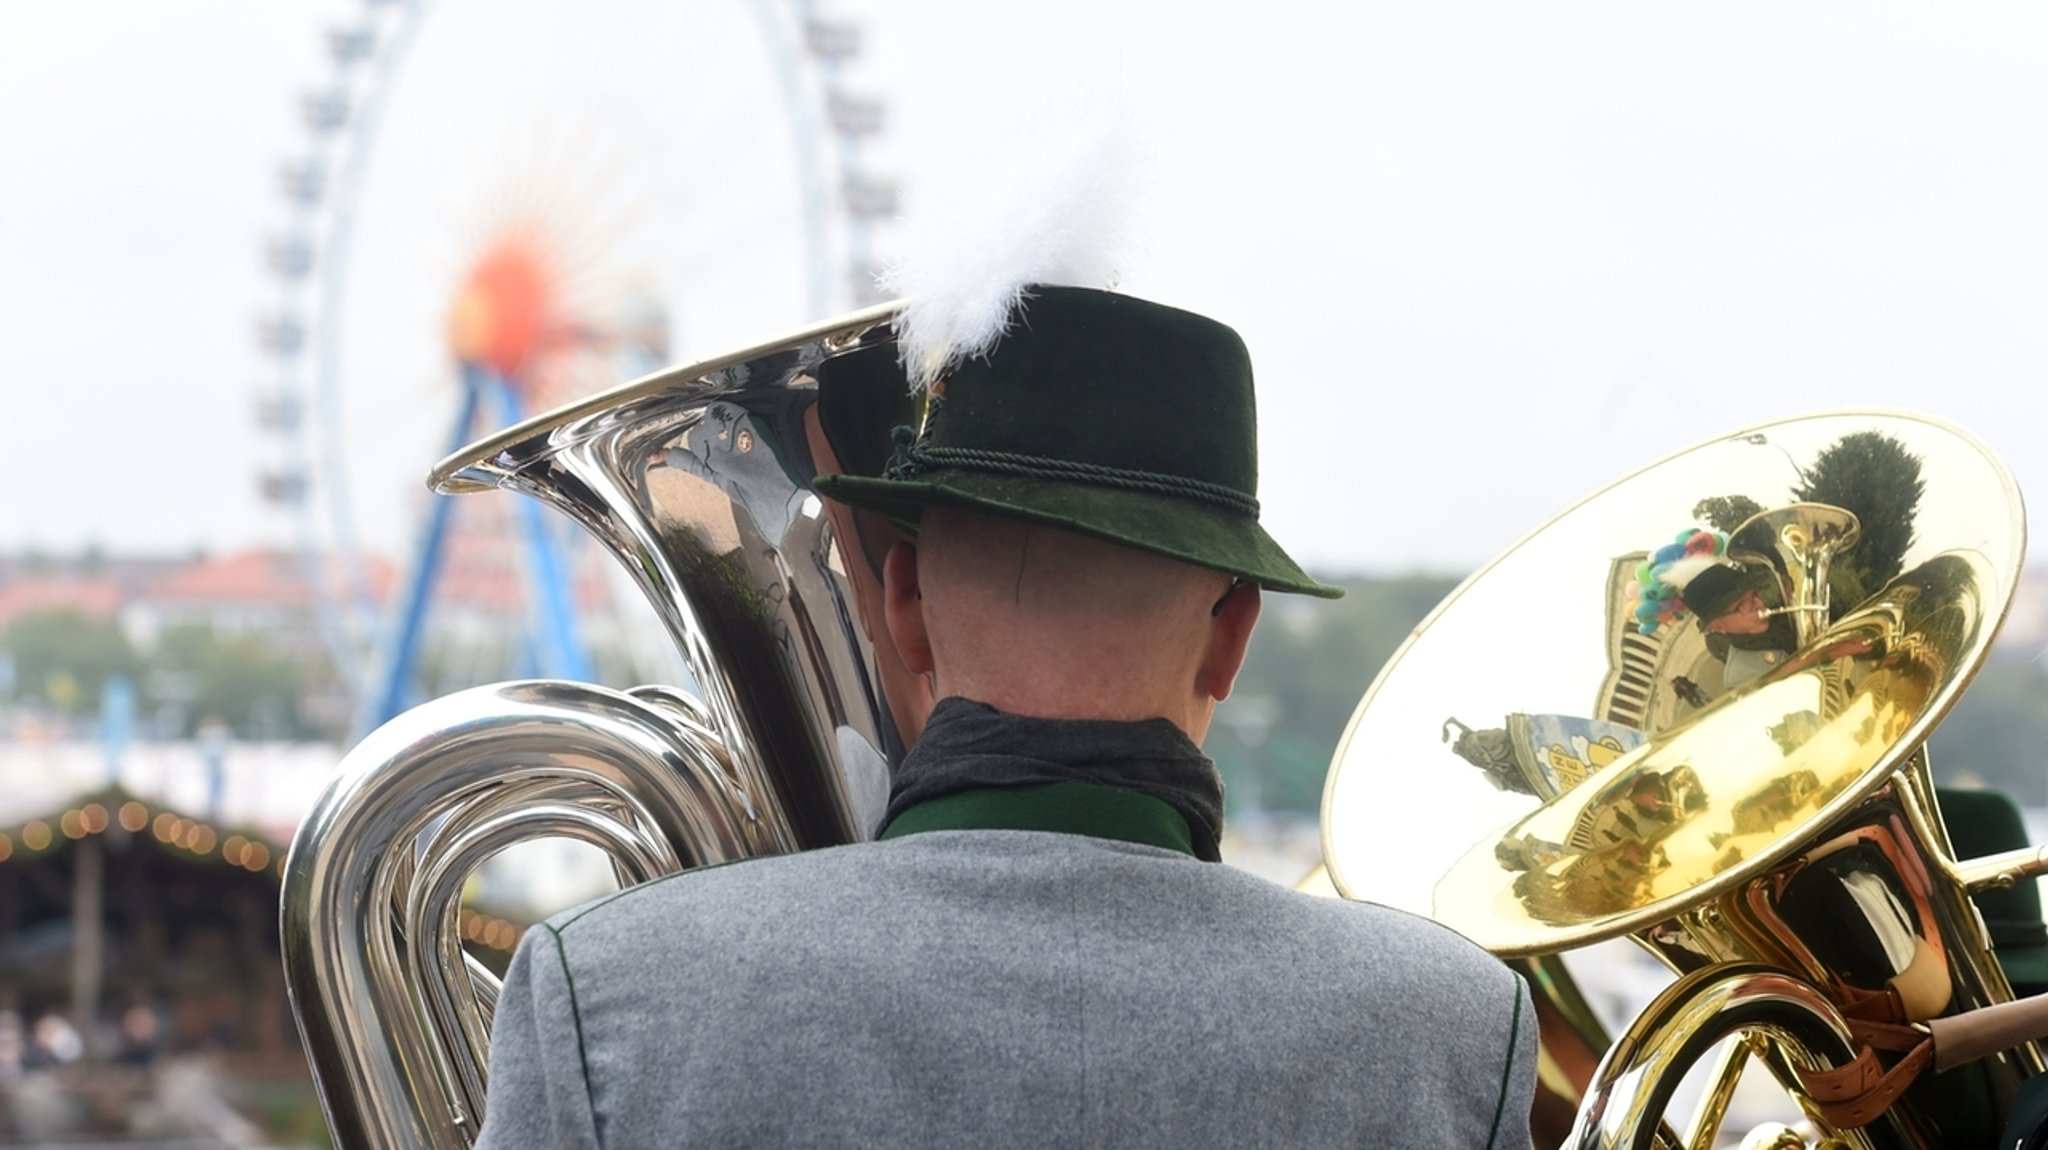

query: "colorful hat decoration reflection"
xmin=1625 ymin=528 xmax=1728 ymax=635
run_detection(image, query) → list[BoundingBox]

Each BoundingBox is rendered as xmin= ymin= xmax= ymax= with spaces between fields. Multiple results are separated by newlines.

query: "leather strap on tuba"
xmin=1794 ymin=1017 xmax=1932 ymax=1130
xmin=1798 ymin=993 xmax=2048 ymax=1129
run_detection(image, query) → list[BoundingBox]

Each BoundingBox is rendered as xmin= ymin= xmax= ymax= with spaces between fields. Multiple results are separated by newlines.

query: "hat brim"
xmin=815 ymin=471 xmax=1343 ymax=599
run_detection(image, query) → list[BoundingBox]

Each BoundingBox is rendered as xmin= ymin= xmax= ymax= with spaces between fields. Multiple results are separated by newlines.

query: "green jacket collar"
xmin=878 ymin=781 xmax=1198 ymax=858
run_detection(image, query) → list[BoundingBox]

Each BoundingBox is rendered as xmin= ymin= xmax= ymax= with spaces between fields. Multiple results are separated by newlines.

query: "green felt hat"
xmin=813 ymin=287 xmax=1341 ymax=599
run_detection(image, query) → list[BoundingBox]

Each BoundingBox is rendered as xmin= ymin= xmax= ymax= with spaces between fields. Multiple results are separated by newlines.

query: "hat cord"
xmin=883 ymin=425 xmax=1261 ymax=516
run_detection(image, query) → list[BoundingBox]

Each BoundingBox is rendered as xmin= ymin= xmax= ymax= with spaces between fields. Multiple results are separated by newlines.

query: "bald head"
xmin=881 ymin=508 xmax=1261 ymax=742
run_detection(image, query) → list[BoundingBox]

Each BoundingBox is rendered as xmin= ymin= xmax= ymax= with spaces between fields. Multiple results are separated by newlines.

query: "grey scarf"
xmin=885 ymin=697 xmax=1227 ymax=862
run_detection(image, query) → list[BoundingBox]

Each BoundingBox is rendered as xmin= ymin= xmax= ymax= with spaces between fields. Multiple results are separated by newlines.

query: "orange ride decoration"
xmin=446 ymin=229 xmax=568 ymax=381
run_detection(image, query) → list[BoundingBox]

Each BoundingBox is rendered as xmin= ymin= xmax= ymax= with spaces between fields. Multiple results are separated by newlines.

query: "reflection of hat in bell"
xmin=1665 ymin=558 xmax=1767 ymax=628
xmin=1938 ymin=787 xmax=2048 ymax=994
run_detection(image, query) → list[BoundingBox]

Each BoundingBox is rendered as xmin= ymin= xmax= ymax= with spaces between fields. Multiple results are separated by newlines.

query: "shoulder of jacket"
xmin=1307 ymin=894 xmax=1523 ymax=982
xmin=546 ymin=843 xmax=856 ymax=935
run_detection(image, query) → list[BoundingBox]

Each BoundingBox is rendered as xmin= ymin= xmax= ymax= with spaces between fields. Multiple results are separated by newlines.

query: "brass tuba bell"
xmin=1323 ymin=411 xmax=2035 ymax=1148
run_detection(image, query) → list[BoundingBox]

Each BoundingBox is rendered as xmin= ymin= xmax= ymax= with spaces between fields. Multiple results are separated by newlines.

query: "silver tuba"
xmin=281 ymin=304 xmax=920 ymax=1149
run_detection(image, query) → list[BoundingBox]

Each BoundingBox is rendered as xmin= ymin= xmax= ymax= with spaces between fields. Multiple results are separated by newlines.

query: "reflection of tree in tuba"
xmin=1693 ymin=429 xmax=1926 ymax=620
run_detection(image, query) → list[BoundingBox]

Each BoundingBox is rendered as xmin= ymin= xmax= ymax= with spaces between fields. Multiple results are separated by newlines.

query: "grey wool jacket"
xmin=474 ymin=824 xmax=1536 ymax=1148
xmin=477 ymin=702 xmax=1536 ymax=1147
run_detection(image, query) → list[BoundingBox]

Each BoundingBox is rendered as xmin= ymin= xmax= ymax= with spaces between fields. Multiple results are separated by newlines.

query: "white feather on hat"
xmin=879 ymin=98 xmax=1146 ymax=392
xmin=1659 ymin=555 xmax=1722 ymax=600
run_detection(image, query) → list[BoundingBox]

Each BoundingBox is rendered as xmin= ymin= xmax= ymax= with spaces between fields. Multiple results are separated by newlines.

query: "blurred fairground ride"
xmin=250 ymin=0 xmax=895 ymax=735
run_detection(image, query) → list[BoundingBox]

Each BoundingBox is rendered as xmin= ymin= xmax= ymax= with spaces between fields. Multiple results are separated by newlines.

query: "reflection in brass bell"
xmin=1730 ymin=503 xmax=1861 ymax=649
xmin=1320 ymin=411 xmax=2029 ymax=1148
xmin=1736 ymin=1123 xmax=1810 ymax=1150
xmin=1323 ymin=411 xmax=2023 ymax=951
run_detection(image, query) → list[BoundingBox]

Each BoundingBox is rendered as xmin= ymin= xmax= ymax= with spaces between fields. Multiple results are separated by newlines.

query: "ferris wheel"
xmin=252 ymin=0 xmax=895 ymax=735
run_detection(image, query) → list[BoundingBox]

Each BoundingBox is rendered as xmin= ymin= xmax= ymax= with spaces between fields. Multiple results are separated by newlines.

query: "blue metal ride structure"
xmin=361 ymin=363 xmax=594 ymax=731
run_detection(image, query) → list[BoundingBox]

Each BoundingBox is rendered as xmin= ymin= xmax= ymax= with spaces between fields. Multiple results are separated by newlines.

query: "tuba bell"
xmin=281 ymin=304 xmax=921 ymax=1148
xmin=1324 ymin=411 xmax=2038 ymax=1148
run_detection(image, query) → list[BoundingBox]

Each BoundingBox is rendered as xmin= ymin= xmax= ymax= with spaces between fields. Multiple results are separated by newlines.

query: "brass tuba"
xmin=281 ymin=305 xmax=917 ymax=1149
xmin=1323 ymin=411 xmax=2038 ymax=1148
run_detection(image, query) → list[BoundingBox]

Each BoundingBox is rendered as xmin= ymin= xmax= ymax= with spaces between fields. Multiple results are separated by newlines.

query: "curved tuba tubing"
xmin=1323 ymin=411 xmax=2036 ymax=1148
xmin=282 ymin=681 xmax=759 ymax=1148
xmin=1566 ymin=963 xmax=1882 ymax=1149
xmin=282 ymin=306 xmax=914 ymax=1148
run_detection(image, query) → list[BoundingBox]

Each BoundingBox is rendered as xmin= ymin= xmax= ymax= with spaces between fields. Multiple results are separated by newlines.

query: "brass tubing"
xmin=1682 ymin=1037 xmax=1753 ymax=1150
xmin=1955 ymin=845 xmax=2048 ymax=895
xmin=1568 ymin=963 xmax=1907 ymax=1150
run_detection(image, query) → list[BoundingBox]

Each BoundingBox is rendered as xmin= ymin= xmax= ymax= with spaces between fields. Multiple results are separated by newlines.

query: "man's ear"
xmin=1197 ymin=581 xmax=1261 ymax=703
xmin=882 ymin=539 xmax=935 ymax=678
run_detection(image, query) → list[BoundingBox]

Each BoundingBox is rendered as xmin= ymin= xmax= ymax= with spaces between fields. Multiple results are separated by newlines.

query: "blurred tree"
xmin=46 ymin=669 xmax=82 ymax=711
xmin=152 ymin=624 xmax=314 ymax=740
xmin=1930 ymin=656 xmax=2048 ymax=803
xmin=0 ymin=609 xmax=141 ymax=713
xmin=1208 ymin=575 xmax=1460 ymax=815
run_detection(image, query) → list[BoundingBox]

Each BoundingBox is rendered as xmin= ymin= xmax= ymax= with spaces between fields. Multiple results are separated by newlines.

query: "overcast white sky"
xmin=3 ymin=2 xmax=2046 ymax=578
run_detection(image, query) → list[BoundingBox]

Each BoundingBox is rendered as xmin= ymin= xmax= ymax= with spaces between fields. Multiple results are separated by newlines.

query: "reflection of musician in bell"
xmin=1669 ymin=557 xmax=1797 ymax=688
xmin=475 ymin=286 xmax=1537 ymax=1147
xmin=650 ymin=393 xmax=815 ymax=547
